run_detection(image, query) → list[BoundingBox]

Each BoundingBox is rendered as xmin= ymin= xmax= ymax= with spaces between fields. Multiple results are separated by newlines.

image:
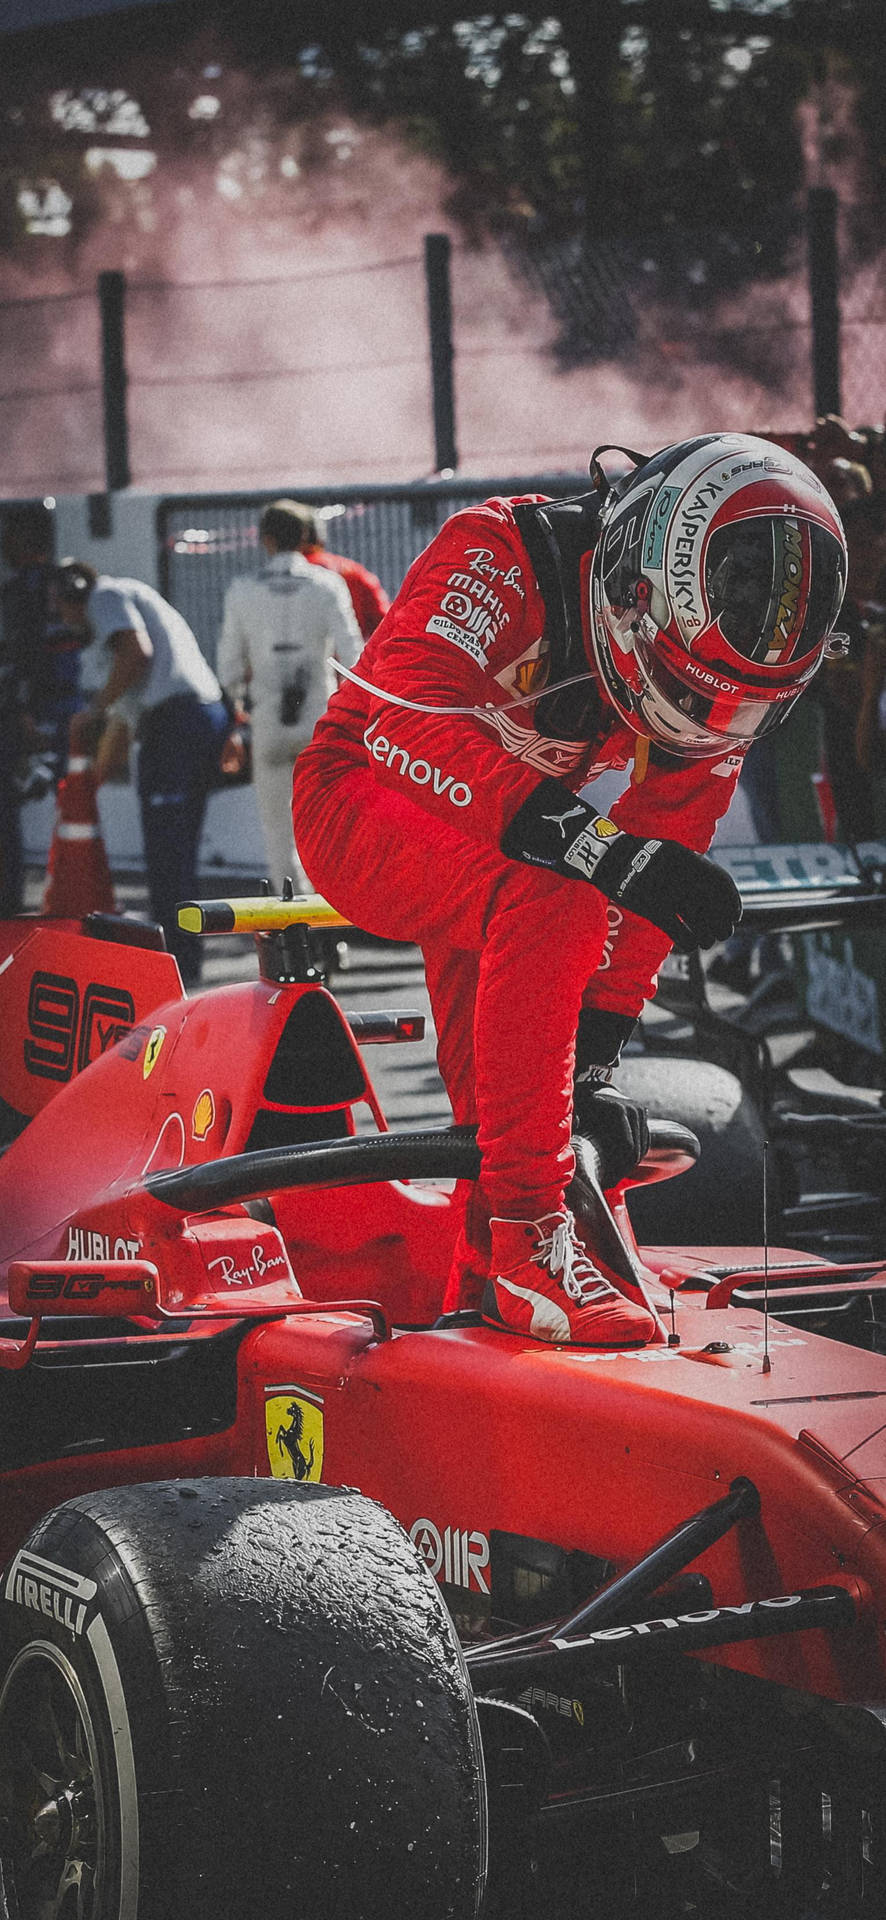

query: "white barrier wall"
xmin=53 ymin=493 xmax=163 ymax=588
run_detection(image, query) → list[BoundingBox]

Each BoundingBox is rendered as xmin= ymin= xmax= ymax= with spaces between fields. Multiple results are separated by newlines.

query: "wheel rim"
xmin=0 ymin=1642 xmax=109 ymax=1920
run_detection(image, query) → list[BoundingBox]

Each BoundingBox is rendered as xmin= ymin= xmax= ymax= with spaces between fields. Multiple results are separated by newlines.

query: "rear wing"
xmin=714 ymin=843 xmax=886 ymax=937
xmin=656 ymin=842 xmax=886 ymax=1067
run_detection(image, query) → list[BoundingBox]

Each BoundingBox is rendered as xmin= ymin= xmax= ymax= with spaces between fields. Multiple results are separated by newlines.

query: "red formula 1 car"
xmin=2 ymin=896 xmax=886 ymax=1920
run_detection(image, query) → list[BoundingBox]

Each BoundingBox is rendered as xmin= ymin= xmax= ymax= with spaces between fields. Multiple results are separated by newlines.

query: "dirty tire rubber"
xmin=0 ymin=1479 xmax=487 ymax=1920
xmin=613 ymin=1055 xmax=777 ymax=1244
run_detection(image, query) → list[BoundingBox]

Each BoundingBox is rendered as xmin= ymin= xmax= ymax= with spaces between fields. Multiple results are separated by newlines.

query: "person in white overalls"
xmin=218 ymin=500 xmax=362 ymax=890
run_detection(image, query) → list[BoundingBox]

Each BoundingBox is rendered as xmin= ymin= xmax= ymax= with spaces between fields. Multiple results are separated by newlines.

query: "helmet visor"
xmin=627 ymin=512 xmax=847 ymax=756
xmin=704 ymin=516 xmax=846 ymax=669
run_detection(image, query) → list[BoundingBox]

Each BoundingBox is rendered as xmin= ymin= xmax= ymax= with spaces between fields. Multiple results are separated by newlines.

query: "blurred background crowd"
xmin=737 ymin=411 xmax=886 ymax=857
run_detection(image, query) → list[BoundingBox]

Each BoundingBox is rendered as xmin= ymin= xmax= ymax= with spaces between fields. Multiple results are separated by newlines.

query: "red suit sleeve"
xmin=356 ymin=501 xmax=555 ymax=846
xmin=583 ymin=749 xmax=745 ymax=1017
xmin=347 ymin=564 xmax=390 ymax=638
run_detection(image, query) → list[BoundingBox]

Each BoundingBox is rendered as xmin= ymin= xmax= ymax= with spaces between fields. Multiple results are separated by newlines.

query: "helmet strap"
xmin=589 ymin=444 xmax=650 ymax=504
xmin=632 ymin=734 xmax=651 ymax=784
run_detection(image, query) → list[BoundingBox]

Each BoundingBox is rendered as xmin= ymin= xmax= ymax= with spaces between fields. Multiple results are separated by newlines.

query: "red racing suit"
xmin=303 ymin=545 xmax=390 ymax=639
xmin=293 ymin=496 xmax=743 ymax=1307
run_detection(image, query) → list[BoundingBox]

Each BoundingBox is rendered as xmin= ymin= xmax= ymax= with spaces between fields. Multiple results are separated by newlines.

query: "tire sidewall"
xmin=1 ymin=1515 xmax=147 ymax=1920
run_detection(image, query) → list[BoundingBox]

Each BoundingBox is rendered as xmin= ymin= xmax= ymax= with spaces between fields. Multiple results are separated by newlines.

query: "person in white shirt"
xmin=58 ymin=561 xmax=229 ymax=984
xmin=217 ymin=500 xmax=362 ymax=891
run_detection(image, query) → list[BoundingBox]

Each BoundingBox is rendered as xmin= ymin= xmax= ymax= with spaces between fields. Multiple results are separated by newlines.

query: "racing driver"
xmin=292 ymin=435 xmax=848 ymax=1346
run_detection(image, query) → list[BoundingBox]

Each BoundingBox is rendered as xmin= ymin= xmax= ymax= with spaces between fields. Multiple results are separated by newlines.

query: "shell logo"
xmin=192 ymin=1089 xmax=215 ymax=1140
xmin=514 ymin=655 xmax=549 ymax=696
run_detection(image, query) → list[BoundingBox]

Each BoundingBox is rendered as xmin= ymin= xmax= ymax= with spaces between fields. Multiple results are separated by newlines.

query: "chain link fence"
xmin=0 ymin=196 xmax=883 ymax=500
xmin=157 ymin=475 xmax=588 ymax=668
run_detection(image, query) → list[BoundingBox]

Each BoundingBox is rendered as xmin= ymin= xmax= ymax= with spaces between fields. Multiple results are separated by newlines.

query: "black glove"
xmin=501 ymin=778 xmax=741 ymax=955
xmin=571 ymin=1007 xmax=649 ymax=1186
xmin=574 ymin=1006 xmax=637 ymax=1083
xmin=572 ymin=1085 xmax=650 ymax=1187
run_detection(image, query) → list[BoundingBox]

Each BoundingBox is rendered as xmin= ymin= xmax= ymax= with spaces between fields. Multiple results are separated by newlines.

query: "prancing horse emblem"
xmin=274 ymin=1399 xmax=315 ymax=1480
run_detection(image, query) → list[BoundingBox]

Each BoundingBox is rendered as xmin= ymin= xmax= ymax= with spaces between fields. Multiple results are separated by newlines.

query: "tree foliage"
xmin=0 ymin=2 xmax=882 ymax=363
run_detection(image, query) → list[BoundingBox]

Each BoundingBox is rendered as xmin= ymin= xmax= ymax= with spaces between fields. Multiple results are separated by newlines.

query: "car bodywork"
xmin=3 ymin=895 xmax=886 ymax=1912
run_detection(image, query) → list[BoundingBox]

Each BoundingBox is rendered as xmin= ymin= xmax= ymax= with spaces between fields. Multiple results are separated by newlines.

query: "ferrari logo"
xmin=265 ymin=1391 xmax=324 ymax=1482
xmin=142 ymin=1027 xmax=166 ymax=1079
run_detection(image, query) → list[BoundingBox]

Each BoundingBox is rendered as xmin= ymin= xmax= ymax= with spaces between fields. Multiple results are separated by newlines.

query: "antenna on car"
xmin=762 ymin=1139 xmax=772 ymax=1374
xmin=667 ymin=1287 xmax=679 ymax=1348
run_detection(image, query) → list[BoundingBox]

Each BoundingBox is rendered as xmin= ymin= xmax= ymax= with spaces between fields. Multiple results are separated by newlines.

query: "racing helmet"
xmin=587 ymin=433 xmax=848 ymax=759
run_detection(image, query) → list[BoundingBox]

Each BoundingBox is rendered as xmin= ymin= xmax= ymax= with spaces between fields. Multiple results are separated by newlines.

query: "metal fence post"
xmin=98 ymin=269 xmax=131 ymax=492
xmin=807 ymin=187 xmax=841 ymax=420
xmin=424 ymin=234 xmax=458 ymax=473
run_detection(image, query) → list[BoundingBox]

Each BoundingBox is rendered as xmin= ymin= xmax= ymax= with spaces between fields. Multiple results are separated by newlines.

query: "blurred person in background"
xmin=293 ymin=434 xmax=847 ymax=1346
xmin=855 ymin=425 xmax=886 ymax=497
xmin=715 ymin=436 xmax=886 ymax=922
xmin=806 ymin=414 xmax=870 ymax=479
xmin=842 ymin=488 xmax=886 ymax=810
xmin=2 ymin=502 xmax=85 ymax=770
xmin=823 ymin=458 xmax=874 ymax=511
xmin=56 ymin=561 xmax=229 ymax=985
xmin=218 ymin=499 xmax=361 ymax=892
xmin=295 ymin=502 xmax=391 ymax=639
xmin=0 ymin=502 xmax=85 ymax=913
xmin=813 ymin=460 xmax=886 ymax=843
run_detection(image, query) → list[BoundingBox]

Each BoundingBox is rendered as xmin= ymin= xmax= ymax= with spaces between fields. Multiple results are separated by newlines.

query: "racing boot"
xmin=482 ymin=1209 xmax=656 ymax=1347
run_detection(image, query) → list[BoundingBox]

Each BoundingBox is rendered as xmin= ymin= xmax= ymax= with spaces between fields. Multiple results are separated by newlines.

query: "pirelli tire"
xmin=613 ymin=1054 xmax=778 ymax=1245
xmin=0 ymin=1478 xmax=488 ymax=1920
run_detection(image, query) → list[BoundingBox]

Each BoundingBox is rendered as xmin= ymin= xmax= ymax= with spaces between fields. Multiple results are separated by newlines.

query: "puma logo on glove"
xmin=501 ymin=777 xmax=741 ymax=954
xmin=541 ymin=802 xmax=589 ymax=839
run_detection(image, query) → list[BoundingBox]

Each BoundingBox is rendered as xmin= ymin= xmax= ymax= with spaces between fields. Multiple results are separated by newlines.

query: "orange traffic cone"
xmin=43 ymin=755 xmax=116 ymax=916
